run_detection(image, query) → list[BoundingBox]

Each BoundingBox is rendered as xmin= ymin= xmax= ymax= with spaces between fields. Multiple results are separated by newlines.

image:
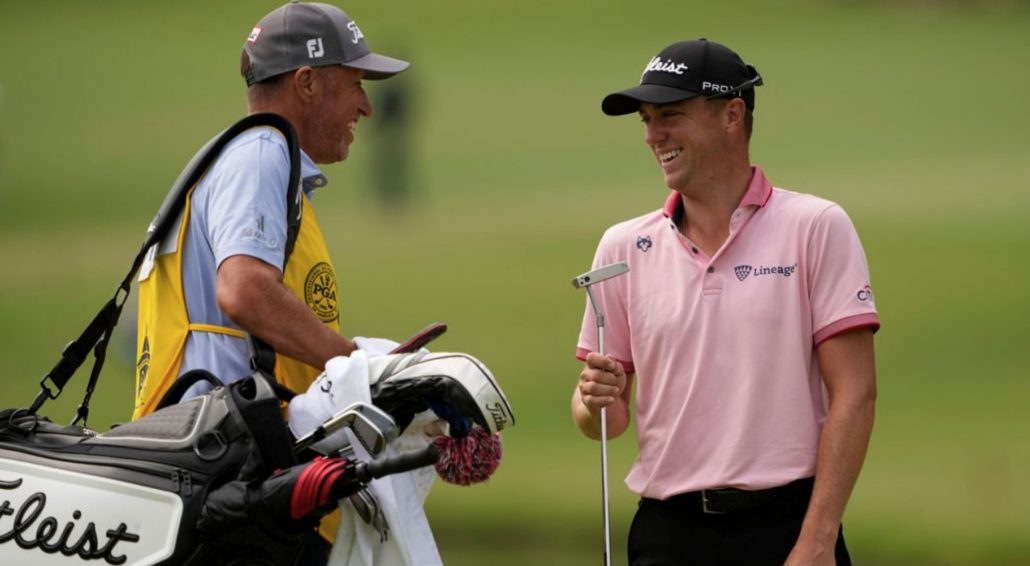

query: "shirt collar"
xmin=662 ymin=165 xmax=773 ymax=218
xmin=299 ymin=149 xmax=327 ymax=196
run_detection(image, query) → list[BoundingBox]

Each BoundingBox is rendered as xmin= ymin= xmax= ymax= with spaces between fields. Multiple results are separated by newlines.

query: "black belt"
xmin=661 ymin=477 xmax=814 ymax=514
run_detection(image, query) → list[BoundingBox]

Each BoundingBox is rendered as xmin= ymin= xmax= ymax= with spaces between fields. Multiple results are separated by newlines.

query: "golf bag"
xmin=0 ymin=371 xmax=313 ymax=565
xmin=0 ymin=363 xmax=465 ymax=566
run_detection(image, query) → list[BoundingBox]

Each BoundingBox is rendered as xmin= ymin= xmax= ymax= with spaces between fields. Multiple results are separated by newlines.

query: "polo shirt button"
xmin=707 ymin=266 xmax=715 ymax=273
xmin=692 ymin=247 xmax=699 ymax=254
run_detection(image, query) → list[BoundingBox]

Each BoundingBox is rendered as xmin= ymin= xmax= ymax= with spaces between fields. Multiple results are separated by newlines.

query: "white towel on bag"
xmin=288 ymin=343 xmax=443 ymax=566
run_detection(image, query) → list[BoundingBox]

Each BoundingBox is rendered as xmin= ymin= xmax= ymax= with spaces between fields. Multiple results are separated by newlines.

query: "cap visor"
xmin=601 ymin=84 xmax=701 ymax=116
xmin=345 ymin=52 xmax=410 ymax=80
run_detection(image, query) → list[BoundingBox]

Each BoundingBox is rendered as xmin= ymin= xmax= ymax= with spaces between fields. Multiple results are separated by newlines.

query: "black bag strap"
xmin=30 ymin=113 xmax=302 ymax=425
xmin=154 ymin=369 xmax=224 ymax=413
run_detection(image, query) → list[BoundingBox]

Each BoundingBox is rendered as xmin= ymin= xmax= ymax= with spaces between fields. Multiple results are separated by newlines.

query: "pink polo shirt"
xmin=576 ymin=166 xmax=879 ymax=499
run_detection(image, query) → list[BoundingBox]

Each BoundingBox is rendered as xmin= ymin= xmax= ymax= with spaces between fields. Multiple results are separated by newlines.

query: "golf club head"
xmin=305 ymin=402 xmax=398 ymax=456
xmin=571 ymin=262 xmax=629 ymax=289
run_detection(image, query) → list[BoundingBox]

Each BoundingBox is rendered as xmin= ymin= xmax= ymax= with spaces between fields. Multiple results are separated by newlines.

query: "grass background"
xmin=1 ymin=0 xmax=1029 ymax=564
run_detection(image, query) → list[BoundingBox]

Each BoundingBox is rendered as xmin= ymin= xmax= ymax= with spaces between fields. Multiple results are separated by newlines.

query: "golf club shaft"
xmin=574 ymin=265 xmax=628 ymax=566
xmin=597 ymin=300 xmax=612 ymax=566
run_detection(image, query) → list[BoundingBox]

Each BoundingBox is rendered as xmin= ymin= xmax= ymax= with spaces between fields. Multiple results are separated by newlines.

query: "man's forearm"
xmin=246 ymin=282 xmax=356 ymax=368
xmin=217 ymin=255 xmax=356 ymax=370
xmin=792 ymin=329 xmax=877 ymax=559
xmin=572 ymin=388 xmax=631 ymax=440
xmin=798 ymin=394 xmax=875 ymax=546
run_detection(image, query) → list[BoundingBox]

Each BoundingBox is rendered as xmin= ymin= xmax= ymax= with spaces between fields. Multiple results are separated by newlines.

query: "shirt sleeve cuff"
xmin=814 ymin=313 xmax=881 ymax=347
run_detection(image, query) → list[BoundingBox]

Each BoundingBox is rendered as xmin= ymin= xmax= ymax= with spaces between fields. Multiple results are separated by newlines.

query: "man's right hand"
xmin=572 ymin=352 xmax=632 ymax=440
xmin=578 ymin=352 xmax=627 ymax=414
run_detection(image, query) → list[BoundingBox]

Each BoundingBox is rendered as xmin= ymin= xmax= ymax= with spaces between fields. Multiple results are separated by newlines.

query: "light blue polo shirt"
xmin=179 ymin=127 xmax=326 ymax=392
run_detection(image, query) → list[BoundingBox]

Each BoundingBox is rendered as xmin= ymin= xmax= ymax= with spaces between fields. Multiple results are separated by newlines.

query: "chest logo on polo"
xmin=636 ymin=236 xmax=652 ymax=252
xmin=734 ymin=263 xmax=798 ymax=282
xmin=304 ymin=262 xmax=339 ymax=323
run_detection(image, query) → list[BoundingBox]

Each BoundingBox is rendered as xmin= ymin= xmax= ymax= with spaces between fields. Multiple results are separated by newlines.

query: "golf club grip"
xmin=389 ymin=322 xmax=448 ymax=353
xmin=357 ymin=444 xmax=440 ymax=482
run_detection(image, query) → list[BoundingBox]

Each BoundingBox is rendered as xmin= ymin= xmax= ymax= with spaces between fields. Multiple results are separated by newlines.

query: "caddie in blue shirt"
xmin=133 ymin=3 xmax=409 ymax=561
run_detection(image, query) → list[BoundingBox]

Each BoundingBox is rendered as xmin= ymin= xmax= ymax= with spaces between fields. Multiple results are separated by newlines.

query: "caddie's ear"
xmin=292 ymin=66 xmax=317 ymax=103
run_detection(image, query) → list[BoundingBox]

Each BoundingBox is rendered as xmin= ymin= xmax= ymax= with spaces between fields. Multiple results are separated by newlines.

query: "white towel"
xmin=287 ymin=344 xmax=443 ymax=566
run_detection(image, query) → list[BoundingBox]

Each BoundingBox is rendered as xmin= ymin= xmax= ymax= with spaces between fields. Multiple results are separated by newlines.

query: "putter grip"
xmin=357 ymin=444 xmax=440 ymax=482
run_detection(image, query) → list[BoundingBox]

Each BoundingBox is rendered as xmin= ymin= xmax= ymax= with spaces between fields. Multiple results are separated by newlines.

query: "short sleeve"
xmin=807 ymin=204 xmax=880 ymax=345
xmin=203 ymin=133 xmax=291 ymax=271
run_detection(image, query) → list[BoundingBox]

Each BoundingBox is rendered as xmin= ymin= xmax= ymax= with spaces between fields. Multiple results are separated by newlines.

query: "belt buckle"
xmin=701 ymin=489 xmax=726 ymax=514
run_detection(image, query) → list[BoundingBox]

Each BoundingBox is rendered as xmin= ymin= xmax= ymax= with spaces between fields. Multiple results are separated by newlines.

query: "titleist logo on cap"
xmin=643 ymin=56 xmax=689 ymax=77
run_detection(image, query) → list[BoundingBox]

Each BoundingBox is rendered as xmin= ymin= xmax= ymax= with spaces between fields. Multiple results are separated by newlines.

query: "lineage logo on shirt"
xmin=733 ymin=263 xmax=798 ymax=282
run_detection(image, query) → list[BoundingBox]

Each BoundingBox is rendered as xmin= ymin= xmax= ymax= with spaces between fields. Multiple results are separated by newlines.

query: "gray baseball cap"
xmin=243 ymin=1 xmax=409 ymax=85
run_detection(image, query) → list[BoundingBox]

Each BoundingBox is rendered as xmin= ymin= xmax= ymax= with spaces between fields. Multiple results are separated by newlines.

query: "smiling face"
xmin=639 ymin=97 xmax=742 ymax=193
xmin=303 ymin=65 xmax=373 ymax=164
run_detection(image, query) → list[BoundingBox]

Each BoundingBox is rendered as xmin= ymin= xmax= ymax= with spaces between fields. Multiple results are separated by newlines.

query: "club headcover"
xmin=366 ymin=352 xmax=515 ymax=438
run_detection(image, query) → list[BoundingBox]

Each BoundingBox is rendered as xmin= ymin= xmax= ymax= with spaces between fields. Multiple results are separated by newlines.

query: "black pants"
xmin=628 ymin=479 xmax=851 ymax=566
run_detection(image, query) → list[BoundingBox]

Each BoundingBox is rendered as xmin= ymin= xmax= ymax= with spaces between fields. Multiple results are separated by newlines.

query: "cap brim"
xmin=344 ymin=52 xmax=410 ymax=80
xmin=601 ymin=84 xmax=701 ymax=116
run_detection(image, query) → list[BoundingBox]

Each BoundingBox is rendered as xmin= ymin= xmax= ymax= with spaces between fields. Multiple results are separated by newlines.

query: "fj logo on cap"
xmin=307 ymin=38 xmax=325 ymax=59
xmin=347 ymin=21 xmax=364 ymax=44
xmin=643 ymin=56 xmax=689 ymax=77
xmin=247 ymin=27 xmax=262 ymax=43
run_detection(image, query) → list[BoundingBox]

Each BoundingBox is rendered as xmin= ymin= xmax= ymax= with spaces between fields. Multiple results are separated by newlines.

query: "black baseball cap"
xmin=243 ymin=1 xmax=409 ymax=86
xmin=601 ymin=39 xmax=762 ymax=116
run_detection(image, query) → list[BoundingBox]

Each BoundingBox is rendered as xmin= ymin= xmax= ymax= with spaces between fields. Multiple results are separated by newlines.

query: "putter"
xmin=571 ymin=261 xmax=629 ymax=566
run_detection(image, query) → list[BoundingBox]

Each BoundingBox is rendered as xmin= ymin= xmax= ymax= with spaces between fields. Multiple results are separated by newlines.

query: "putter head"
xmin=311 ymin=402 xmax=398 ymax=456
xmin=571 ymin=262 xmax=629 ymax=289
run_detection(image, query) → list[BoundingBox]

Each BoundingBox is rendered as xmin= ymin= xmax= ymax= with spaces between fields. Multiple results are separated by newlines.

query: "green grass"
xmin=2 ymin=1 xmax=1029 ymax=564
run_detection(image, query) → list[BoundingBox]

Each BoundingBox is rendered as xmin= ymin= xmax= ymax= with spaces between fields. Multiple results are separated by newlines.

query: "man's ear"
xmin=724 ymin=97 xmax=747 ymax=134
xmin=292 ymin=66 xmax=317 ymax=103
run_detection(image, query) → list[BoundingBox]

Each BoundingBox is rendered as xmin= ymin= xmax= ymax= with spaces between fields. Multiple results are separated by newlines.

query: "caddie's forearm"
xmin=571 ymin=387 xmax=631 ymax=441
xmin=217 ymin=256 xmax=356 ymax=369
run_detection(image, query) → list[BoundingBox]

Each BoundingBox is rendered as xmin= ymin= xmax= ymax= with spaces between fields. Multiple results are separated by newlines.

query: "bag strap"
xmin=30 ymin=113 xmax=302 ymax=425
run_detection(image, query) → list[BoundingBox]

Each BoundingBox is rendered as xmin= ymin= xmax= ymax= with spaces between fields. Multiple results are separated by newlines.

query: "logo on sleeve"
xmin=636 ymin=236 xmax=652 ymax=252
xmin=857 ymin=285 xmax=874 ymax=302
xmin=305 ymin=262 xmax=339 ymax=323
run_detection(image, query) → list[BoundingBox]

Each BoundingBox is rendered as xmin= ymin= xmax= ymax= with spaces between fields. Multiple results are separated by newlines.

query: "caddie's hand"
xmin=578 ymin=352 xmax=627 ymax=414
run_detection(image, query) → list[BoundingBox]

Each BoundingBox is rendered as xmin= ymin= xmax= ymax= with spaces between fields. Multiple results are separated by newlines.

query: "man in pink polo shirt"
xmin=573 ymin=39 xmax=879 ymax=565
